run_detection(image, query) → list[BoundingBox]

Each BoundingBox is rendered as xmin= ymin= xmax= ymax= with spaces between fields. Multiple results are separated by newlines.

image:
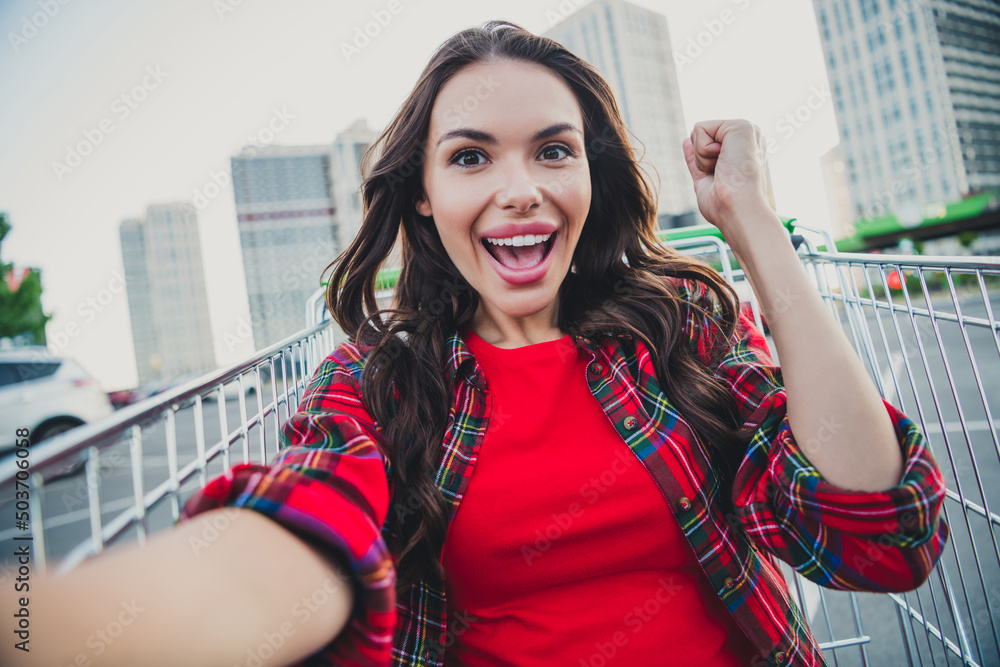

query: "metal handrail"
xmin=0 ymin=319 xmax=339 ymax=486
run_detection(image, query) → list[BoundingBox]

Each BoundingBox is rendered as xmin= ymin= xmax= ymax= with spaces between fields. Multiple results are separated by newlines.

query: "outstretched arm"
xmin=1 ymin=508 xmax=354 ymax=667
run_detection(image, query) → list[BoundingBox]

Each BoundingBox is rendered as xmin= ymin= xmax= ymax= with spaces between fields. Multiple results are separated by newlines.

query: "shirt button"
xmin=723 ymin=577 xmax=736 ymax=590
xmin=589 ymin=362 xmax=604 ymax=375
xmin=678 ymin=497 xmax=692 ymax=511
xmin=622 ymin=416 xmax=638 ymax=430
xmin=774 ymin=651 xmax=786 ymax=663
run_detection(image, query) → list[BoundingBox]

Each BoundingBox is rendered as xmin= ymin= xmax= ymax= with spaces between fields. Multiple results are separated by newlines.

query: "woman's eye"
xmin=541 ymin=144 xmax=573 ymax=161
xmin=450 ymin=149 xmax=487 ymax=168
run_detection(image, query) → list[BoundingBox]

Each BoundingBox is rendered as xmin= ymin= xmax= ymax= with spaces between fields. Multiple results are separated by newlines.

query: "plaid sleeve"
xmin=180 ymin=342 xmax=396 ymax=666
xmin=677 ymin=278 xmax=949 ymax=593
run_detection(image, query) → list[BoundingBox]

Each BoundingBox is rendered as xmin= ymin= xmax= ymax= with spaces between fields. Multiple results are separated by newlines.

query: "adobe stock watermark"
xmin=544 ymin=0 xmax=588 ymax=27
xmin=521 ymin=447 xmax=637 ymax=566
xmin=800 ymin=415 xmax=844 ymax=456
xmin=673 ymin=0 xmax=754 ymax=72
xmin=340 ymin=0 xmax=405 ymax=63
xmin=50 ymin=599 xmax=145 ymax=666
xmin=763 ymin=284 xmax=800 ymax=317
xmin=417 ymin=608 xmax=480 ymax=664
xmin=442 ymin=73 xmax=503 ymax=127
xmin=219 ymin=240 xmax=332 ymax=353
xmin=51 ymin=65 xmax=169 ymax=182
xmin=877 ymin=0 xmax=924 ymax=32
xmin=578 ymin=577 xmax=683 ymax=667
xmin=59 ymin=446 xmax=129 ymax=512
xmin=766 ymin=83 xmax=832 ymax=155
xmin=235 ymin=573 xmax=354 ymax=667
xmin=7 ymin=0 xmax=72 ymax=53
xmin=381 ymin=72 xmax=505 ymax=189
xmin=192 ymin=107 xmax=296 ymax=211
xmin=854 ymin=125 xmax=957 ymax=223
xmin=213 ymin=0 xmax=248 ymax=21
xmin=187 ymin=507 xmax=245 ymax=556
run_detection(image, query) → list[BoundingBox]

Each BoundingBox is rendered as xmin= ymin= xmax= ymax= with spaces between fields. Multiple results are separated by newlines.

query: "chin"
xmin=497 ymin=293 xmax=558 ymax=318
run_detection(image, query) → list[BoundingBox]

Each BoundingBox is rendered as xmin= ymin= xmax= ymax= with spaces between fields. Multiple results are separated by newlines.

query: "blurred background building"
xmin=231 ymin=144 xmax=342 ymax=350
xmin=332 ymin=119 xmax=377 ymax=255
xmin=819 ymin=144 xmax=854 ymax=240
xmin=544 ymin=0 xmax=699 ymax=229
xmin=814 ymin=0 xmax=1000 ymax=238
xmin=119 ymin=203 xmax=217 ymax=386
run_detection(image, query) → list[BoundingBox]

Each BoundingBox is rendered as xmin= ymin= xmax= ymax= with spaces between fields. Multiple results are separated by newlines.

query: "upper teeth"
xmin=485 ymin=233 xmax=552 ymax=247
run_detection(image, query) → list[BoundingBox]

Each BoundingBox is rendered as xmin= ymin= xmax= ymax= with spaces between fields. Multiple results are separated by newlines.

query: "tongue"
xmin=492 ymin=242 xmax=546 ymax=270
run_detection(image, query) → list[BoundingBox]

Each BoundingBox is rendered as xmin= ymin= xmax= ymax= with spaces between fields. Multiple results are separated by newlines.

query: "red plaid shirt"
xmin=181 ymin=278 xmax=948 ymax=666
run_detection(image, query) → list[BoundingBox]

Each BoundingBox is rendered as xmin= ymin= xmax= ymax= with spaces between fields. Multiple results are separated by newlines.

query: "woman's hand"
xmin=682 ymin=119 xmax=775 ymax=247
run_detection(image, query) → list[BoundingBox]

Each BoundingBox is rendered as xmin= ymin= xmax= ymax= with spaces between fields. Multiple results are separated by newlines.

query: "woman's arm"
xmin=683 ymin=119 xmax=903 ymax=492
xmin=0 ymin=508 xmax=354 ymax=667
xmin=727 ymin=203 xmax=903 ymax=491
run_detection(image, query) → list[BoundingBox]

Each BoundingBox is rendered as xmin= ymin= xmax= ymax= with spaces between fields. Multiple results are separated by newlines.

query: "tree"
xmin=0 ymin=212 xmax=51 ymax=344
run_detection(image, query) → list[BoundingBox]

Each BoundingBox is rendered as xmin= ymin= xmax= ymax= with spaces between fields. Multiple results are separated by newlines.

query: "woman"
xmin=7 ymin=20 xmax=946 ymax=667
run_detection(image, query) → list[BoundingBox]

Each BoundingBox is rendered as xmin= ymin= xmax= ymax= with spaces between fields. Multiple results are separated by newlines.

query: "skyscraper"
xmin=813 ymin=0 xmax=1000 ymax=226
xmin=231 ymin=144 xmax=340 ymax=350
xmin=332 ymin=119 xmax=377 ymax=254
xmin=119 ymin=203 xmax=217 ymax=386
xmin=544 ymin=0 xmax=698 ymax=226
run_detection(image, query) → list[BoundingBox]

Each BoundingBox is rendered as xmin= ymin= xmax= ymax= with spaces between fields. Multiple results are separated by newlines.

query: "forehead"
xmin=427 ymin=59 xmax=584 ymax=143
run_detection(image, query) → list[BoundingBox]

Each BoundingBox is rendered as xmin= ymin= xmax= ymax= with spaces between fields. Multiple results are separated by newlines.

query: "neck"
xmin=471 ymin=300 xmax=564 ymax=349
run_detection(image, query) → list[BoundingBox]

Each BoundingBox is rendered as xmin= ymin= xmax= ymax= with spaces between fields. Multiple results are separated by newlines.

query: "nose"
xmin=494 ymin=161 xmax=542 ymax=214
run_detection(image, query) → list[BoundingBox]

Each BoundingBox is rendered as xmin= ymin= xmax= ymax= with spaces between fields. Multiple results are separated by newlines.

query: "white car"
xmin=0 ymin=348 xmax=114 ymax=456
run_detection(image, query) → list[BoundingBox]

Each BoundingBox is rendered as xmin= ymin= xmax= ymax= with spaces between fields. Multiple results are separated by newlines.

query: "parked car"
xmin=107 ymin=388 xmax=139 ymax=409
xmin=0 ymin=348 xmax=114 ymax=456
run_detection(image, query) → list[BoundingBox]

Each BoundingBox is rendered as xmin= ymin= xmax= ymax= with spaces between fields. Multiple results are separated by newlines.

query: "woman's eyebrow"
xmin=434 ymin=123 xmax=582 ymax=148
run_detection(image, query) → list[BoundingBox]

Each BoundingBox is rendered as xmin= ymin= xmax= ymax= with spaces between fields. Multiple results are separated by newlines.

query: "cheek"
xmin=434 ymin=188 xmax=482 ymax=233
xmin=553 ymin=172 xmax=591 ymax=216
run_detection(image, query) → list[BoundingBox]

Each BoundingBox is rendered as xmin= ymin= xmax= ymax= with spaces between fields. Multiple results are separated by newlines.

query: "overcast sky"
xmin=0 ymin=0 xmax=839 ymax=390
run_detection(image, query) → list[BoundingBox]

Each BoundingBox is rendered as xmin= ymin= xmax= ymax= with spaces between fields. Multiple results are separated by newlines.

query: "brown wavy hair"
xmin=324 ymin=20 xmax=752 ymax=597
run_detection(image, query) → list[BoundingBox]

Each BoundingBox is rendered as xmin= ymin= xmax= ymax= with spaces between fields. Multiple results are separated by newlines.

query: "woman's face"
xmin=417 ymin=59 xmax=591 ymax=343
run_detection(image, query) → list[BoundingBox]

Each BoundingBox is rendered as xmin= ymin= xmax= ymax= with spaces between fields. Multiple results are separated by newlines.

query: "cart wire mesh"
xmin=1 ymin=227 xmax=998 ymax=666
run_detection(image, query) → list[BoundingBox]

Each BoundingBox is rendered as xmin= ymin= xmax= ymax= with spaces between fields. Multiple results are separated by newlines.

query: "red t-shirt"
xmin=441 ymin=326 xmax=756 ymax=666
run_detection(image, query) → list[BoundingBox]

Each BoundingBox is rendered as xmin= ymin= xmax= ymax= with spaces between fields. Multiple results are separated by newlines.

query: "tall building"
xmin=813 ymin=0 xmax=1000 ymax=223
xmin=820 ymin=144 xmax=855 ymax=239
xmin=231 ymin=144 xmax=340 ymax=349
xmin=544 ymin=0 xmax=698 ymax=224
xmin=332 ymin=119 xmax=377 ymax=253
xmin=119 ymin=203 xmax=217 ymax=387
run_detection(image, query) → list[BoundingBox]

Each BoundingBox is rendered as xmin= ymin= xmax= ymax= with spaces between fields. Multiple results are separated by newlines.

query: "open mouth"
xmin=481 ymin=232 xmax=557 ymax=271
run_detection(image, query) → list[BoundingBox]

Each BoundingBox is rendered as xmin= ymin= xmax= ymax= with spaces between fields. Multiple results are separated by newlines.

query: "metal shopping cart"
xmin=1 ymin=223 xmax=998 ymax=666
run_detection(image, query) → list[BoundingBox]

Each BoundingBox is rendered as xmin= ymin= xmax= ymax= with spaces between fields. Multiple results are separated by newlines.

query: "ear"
xmin=415 ymin=195 xmax=432 ymax=218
